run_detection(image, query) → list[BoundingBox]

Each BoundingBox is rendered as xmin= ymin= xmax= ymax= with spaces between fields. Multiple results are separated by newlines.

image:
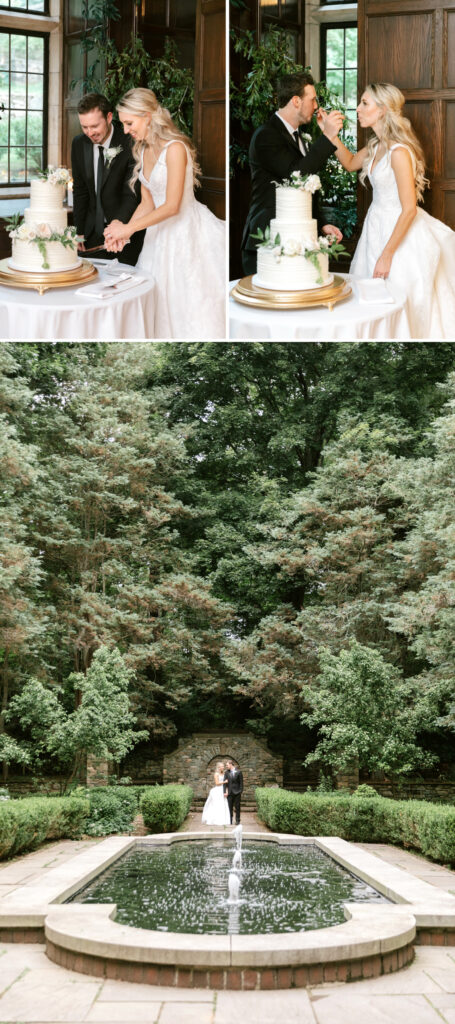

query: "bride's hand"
xmin=373 ymin=252 xmax=392 ymax=279
xmin=104 ymin=220 xmax=130 ymax=245
xmin=104 ymin=238 xmax=125 ymax=253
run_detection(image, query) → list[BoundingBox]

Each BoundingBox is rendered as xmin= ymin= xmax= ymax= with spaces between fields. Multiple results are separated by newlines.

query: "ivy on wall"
xmin=72 ymin=1 xmax=195 ymax=136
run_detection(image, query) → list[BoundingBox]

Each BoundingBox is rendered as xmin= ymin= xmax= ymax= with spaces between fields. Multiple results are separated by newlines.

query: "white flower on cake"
xmin=274 ymin=171 xmax=322 ymax=192
xmin=304 ymin=174 xmax=321 ymax=194
xmin=104 ymin=146 xmax=123 ymax=167
xmin=283 ymin=239 xmax=302 ymax=256
xmin=38 ymin=167 xmax=71 ymax=186
xmin=37 ymin=223 xmax=53 ymax=238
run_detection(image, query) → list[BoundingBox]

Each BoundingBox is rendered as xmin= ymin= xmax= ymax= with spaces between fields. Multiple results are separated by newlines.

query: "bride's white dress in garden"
xmin=137 ymin=141 xmax=225 ymax=340
xmin=202 ymin=775 xmax=231 ymax=826
xmin=350 ymin=143 xmax=455 ymax=339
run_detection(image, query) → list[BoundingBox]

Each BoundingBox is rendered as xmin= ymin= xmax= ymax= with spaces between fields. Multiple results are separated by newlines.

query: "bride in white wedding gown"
xmin=202 ymin=762 xmax=231 ymax=826
xmin=332 ymin=82 xmax=455 ymax=339
xmin=104 ymin=88 xmax=225 ymax=340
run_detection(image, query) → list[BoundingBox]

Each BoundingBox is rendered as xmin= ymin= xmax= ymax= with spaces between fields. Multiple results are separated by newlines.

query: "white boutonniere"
xmin=104 ymin=146 xmax=123 ymax=168
xmin=302 ymin=132 xmax=312 ymax=143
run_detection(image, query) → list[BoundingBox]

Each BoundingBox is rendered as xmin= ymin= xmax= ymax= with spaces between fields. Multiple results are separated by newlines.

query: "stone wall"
xmin=86 ymin=756 xmax=112 ymax=788
xmin=162 ymin=732 xmax=283 ymax=803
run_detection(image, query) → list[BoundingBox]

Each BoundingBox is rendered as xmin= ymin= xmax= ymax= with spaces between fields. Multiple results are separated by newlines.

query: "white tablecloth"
xmin=229 ymin=274 xmax=412 ymax=340
xmin=0 ymin=264 xmax=157 ymax=340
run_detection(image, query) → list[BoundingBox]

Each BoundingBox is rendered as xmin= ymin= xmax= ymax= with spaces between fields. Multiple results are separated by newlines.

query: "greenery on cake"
xmin=273 ymin=171 xmax=322 ymax=192
xmin=6 ymin=213 xmax=80 ymax=270
xmin=251 ymin=224 xmax=346 ymax=284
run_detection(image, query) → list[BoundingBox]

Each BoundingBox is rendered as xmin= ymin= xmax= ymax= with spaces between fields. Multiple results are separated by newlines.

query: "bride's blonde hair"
xmin=116 ymin=87 xmax=201 ymax=190
xmin=359 ymin=82 xmax=429 ymax=202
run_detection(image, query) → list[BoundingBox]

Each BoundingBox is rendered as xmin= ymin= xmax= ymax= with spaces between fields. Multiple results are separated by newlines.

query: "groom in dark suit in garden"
xmin=224 ymin=760 xmax=244 ymax=825
xmin=241 ymin=72 xmax=344 ymax=275
xmin=71 ymin=92 xmax=144 ymax=265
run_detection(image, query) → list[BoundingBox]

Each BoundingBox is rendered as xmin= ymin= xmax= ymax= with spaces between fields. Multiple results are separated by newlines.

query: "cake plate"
xmin=231 ymin=274 xmax=351 ymax=311
xmin=0 ymin=258 xmax=98 ymax=295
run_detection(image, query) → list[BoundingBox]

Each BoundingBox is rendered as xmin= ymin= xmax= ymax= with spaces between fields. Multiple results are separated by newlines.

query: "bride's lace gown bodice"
xmin=350 ymin=143 xmax=455 ymax=339
xmin=139 ymin=143 xmax=195 ymax=211
xmin=137 ymin=140 xmax=225 ymax=340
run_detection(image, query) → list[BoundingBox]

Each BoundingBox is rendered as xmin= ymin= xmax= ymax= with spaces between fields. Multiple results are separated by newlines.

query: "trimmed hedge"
xmin=140 ymin=784 xmax=193 ymax=833
xmin=255 ymin=788 xmax=455 ymax=864
xmin=84 ymin=787 xmax=139 ymax=836
xmin=0 ymin=796 xmax=89 ymax=860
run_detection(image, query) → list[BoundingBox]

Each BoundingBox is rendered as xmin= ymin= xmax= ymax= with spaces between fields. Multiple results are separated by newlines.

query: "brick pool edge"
xmin=2 ymin=832 xmax=455 ymax=988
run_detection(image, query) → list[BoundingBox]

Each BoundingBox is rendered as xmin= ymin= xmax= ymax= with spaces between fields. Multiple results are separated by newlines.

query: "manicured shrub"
xmin=255 ymin=787 xmax=455 ymax=865
xmin=0 ymin=796 xmax=89 ymax=860
xmin=140 ymin=784 xmax=193 ymax=833
xmin=84 ymin=787 xmax=139 ymax=836
xmin=352 ymin=784 xmax=380 ymax=799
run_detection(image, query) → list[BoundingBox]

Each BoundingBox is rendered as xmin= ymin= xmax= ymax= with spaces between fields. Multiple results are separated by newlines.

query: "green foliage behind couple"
xmin=2 ymin=342 xmax=455 ymax=789
xmin=74 ymin=2 xmax=194 ymax=136
xmin=230 ymin=27 xmax=357 ymax=236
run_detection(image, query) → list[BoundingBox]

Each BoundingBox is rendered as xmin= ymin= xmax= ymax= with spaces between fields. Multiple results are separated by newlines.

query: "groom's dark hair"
xmin=277 ymin=72 xmax=315 ymax=107
xmin=77 ymin=93 xmax=113 ymax=117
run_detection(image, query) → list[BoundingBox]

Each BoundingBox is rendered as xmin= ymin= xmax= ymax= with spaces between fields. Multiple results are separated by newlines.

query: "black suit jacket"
xmin=241 ymin=113 xmax=337 ymax=255
xmin=224 ymin=769 xmax=244 ymax=796
xmin=71 ymin=121 xmax=144 ymax=265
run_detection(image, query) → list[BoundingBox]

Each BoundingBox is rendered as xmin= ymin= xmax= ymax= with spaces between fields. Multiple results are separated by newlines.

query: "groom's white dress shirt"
xmin=275 ymin=111 xmax=308 ymax=155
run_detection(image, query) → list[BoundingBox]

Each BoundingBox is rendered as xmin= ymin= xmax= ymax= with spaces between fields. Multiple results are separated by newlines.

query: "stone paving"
xmin=0 ymin=828 xmax=455 ymax=1023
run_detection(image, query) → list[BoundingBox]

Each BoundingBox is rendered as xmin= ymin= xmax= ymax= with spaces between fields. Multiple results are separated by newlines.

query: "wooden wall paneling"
xmin=357 ymin=0 xmax=455 ymax=230
xmin=193 ymin=0 xmax=225 ymax=217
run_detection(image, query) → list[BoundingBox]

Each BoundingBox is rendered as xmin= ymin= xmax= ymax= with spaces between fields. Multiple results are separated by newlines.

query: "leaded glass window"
xmin=0 ymin=1 xmax=48 ymax=12
xmin=321 ymin=24 xmax=357 ymax=139
xmin=0 ymin=29 xmax=48 ymax=186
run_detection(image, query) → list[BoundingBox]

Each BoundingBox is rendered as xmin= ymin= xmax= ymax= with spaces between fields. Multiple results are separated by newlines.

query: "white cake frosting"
xmin=11 ymin=239 xmax=80 ymax=272
xmin=10 ymin=174 xmax=79 ymax=273
xmin=254 ymin=182 xmax=332 ymax=291
xmin=24 ymin=180 xmax=68 ymax=233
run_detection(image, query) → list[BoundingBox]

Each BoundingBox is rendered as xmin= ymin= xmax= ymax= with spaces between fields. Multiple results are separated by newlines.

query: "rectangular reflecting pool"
xmin=69 ymin=839 xmax=388 ymax=935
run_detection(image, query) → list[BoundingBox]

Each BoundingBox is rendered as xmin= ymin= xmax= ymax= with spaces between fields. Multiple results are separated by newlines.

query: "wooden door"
xmin=358 ymin=0 xmax=455 ymax=228
xmin=193 ymin=0 xmax=226 ymax=218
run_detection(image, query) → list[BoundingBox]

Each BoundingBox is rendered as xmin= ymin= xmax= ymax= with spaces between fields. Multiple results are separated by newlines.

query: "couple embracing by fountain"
xmin=202 ymin=760 xmax=243 ymax=827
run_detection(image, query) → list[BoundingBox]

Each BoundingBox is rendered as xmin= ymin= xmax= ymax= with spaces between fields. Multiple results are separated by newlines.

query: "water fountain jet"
xmin=228 ymin=870 xmax=240 ymax=903
xmin=232 ymin=849 xmax=242 ymax=869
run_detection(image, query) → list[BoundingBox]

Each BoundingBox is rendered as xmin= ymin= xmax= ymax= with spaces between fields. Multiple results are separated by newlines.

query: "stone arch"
xmin=205 ymin=754 xmax=240 ymax=796
xmin=163 ymin=733 xmax=282 ymax=802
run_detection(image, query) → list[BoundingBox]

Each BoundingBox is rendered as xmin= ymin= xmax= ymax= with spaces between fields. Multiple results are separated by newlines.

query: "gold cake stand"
xmin=231 ymin=274 xmax=351 ymax=311
xmin=0 ymin=258 xmax=98 ymax=295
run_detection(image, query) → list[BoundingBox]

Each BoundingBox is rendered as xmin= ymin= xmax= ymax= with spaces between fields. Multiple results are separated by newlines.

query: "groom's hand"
xmin=322 ymin=223 xmax=343 ymax=242
xmin=317 ymin=108 xmax=344 ymax=142
xmin=104 ymin=220 xmax=130 ymax=245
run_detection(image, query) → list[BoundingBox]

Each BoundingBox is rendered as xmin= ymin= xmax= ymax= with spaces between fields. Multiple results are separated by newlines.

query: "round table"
xmin=0 ymin=264 xmax=157 ymax=340
xmin=229 ymin=274 xmax=412 ymax=340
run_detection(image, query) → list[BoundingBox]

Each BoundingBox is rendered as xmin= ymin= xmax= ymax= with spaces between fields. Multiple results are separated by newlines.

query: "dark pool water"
xmin=69 ymin=840 xmax=388 ymax=935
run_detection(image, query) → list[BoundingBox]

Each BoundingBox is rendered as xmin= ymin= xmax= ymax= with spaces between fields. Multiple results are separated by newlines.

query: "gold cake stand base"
xmin=0 ymin=258 xmax=98 ymax=295
xmin=231 ymin=274 xmax=351 ymax=311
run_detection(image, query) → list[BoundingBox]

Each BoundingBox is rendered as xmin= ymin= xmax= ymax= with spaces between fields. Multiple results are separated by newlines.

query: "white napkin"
xmin=356 ymin=278 xmax=394 ymax=304
xmin=76 ymin=274 xmax=145 ymax=299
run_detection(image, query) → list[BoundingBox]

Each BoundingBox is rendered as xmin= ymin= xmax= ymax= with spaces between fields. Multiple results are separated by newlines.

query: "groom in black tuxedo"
xmin=223 ymin=760 xmax=244 ymax=825
xmin=241 ymin=72 xmax=344 ymax=275
xmin=71 ymin=93 xmax=144 ymax=265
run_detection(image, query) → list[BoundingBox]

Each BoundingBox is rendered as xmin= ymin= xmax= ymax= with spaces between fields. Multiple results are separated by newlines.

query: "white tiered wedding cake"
xmin=8 ymin=168 xmax=80 ymax=273
xmin=253 ymin=173 xmax=334 ymax=291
